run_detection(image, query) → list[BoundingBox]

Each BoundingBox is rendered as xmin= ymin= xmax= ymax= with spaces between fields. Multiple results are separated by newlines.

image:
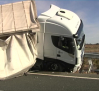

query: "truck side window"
xmin=51 ymin=36 xmax=75 ymax=55
xmin=58 ymin=36 xmax=69 ymax=49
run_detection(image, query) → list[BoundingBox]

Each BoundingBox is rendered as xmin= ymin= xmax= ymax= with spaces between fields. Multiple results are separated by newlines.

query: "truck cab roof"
xmin=38 ymin=4 xmax=81 ymax=36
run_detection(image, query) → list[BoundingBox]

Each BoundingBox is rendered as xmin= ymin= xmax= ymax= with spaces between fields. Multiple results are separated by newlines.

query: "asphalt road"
xmin=0 ymin=72 xmax=99 ymax=91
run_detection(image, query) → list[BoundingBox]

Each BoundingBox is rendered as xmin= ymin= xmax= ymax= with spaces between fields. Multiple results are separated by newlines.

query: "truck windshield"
xmin=75 ymin=21 xmax=85 ymax=50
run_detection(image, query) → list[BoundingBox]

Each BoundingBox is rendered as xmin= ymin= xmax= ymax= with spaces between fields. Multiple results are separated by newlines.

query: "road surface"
xmin=0 ymin=72 xmax=99 ymax=91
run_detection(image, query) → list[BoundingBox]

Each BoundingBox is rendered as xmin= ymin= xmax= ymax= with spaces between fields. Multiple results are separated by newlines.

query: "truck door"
xmin=51 ymin=36 xmax=75 ymax=65
xmin=44 ymin=33 xmax=57 ymax=59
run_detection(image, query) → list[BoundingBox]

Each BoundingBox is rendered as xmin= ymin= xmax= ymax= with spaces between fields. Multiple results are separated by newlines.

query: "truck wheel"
xmin=47 ymin=62 xmax=63 ymax=72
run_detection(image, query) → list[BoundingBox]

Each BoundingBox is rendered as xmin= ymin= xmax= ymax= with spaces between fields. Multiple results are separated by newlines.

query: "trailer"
xmin=0 ymin=0 xmax=39 ymax=80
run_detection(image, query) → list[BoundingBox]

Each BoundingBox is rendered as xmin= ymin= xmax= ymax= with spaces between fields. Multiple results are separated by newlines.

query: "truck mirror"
xmin=73 ymin=34 xmax=78 ymax=38
xmin=70 ymin=42 xmax=75 ymax=53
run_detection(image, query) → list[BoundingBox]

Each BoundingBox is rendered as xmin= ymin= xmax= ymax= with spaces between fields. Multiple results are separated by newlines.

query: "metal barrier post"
xmin=88 ymin=59 xmax=93 ymax=73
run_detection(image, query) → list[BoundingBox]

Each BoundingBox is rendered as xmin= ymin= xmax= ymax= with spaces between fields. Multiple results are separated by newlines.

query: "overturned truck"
xmin=0 ymin=0 xmax=85 ymax=80
xmin=0 ymin=1 xmax=39 ymax=80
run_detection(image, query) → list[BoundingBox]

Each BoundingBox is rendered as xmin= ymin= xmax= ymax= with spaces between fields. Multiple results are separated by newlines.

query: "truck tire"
xmin=47 ymin=62 xmax=63 ymax=72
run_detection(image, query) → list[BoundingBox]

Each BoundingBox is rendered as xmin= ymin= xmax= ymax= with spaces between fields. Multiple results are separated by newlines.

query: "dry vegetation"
xmin=85 ymin=44 xmax=99 ymax=53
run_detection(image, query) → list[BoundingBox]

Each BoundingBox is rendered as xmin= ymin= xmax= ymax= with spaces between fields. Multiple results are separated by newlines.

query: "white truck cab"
xmin=35 ymin=5 xmax=85 ymax=72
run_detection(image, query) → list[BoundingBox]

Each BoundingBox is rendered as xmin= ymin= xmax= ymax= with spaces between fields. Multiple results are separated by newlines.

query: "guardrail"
xmin=84 ymin=53 xmax=99 ymax=59
xmin=81 ymin=53 xmax=99 ymax=73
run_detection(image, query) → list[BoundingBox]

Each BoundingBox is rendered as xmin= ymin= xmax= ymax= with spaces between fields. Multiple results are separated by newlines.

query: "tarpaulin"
xmin=0 ymin=32 xmax=37 ymax=80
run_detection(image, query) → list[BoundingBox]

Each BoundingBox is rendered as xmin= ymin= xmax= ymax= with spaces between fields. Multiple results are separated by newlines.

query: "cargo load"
xmin=0 ymin=0 xmax=39 ymax=80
